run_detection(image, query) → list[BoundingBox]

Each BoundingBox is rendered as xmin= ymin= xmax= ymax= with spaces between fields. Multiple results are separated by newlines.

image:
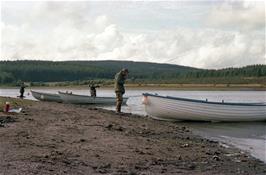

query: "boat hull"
xmin=59 ymin=92 xmax=128 ymax=105
xmin=143 ymin=93 xmax=266 ymax=122
xmin=31 ymin=90 xmax=62 ymax=103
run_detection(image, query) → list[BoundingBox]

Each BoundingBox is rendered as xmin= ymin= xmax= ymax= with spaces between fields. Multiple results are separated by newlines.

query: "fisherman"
xmin=89 ymin=83 xmax=100 ymax=97
xmin=114 ymin=68 xmax=129 ymax=113
xmin=19 ymin=82 xmax=26 ymax=98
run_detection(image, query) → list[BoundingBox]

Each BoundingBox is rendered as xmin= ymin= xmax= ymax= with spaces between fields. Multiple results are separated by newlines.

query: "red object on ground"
xmin=4 ymin=102 xmax=10 ymax=112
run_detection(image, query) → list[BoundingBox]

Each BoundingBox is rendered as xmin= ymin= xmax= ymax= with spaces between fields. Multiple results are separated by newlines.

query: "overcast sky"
xmin=1 ymin=0 xmax=265 ymax=69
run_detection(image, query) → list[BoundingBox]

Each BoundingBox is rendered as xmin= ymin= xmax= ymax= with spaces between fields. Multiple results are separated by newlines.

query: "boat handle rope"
xmin=126 ymin=95 xmax=142 ymax=98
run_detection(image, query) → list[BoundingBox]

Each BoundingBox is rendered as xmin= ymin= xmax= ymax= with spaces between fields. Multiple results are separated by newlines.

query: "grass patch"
xmin=0 ymin=97 xmax=34 ymax=112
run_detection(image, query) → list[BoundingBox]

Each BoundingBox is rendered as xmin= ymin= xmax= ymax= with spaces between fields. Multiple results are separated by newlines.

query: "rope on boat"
xmin=126 ymin=95 xmax=142 ymax=98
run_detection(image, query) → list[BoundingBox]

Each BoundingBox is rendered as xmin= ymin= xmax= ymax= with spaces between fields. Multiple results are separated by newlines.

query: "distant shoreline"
xmin=125 ymin=83 xmax=266 ymax=91
xmin=1 ymin=83 xmax=266 ymax=91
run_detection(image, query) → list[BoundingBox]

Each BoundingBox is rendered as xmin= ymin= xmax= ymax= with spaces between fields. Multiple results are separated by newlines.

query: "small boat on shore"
xmin=59 ymin=92 xmax=128 ymax=105
xmin=142 ymin=93 xmax=266 ymax=122
xmin=31 ymin=90 xmax=62 ymax=103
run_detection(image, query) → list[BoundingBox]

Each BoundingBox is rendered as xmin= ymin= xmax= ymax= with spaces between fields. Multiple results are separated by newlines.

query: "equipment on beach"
xmin=31 ymin=90 xmax=62 ymax=103
xmin=9 ymin=108 xmax=22 ymax=113
xmin=142 ymin=93 xmax=266 ymax=122
xmin=58 ymin=91 xmax=128 ymax=105
xmin=4 ymin=102 xmax=10 ymax=112
xmin=3 ymin=102 xmax=22 ymax=113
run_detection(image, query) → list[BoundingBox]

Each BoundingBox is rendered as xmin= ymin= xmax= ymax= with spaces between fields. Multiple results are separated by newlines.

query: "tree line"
xmin=0 ymin=60 xmax=265 ymax=85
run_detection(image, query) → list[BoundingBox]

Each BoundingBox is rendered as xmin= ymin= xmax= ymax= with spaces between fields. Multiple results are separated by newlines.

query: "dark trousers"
xmin=90 ymin=90 xmax=96 ymax=97
xmin=20 ymin=90 xmax=24 ymax=98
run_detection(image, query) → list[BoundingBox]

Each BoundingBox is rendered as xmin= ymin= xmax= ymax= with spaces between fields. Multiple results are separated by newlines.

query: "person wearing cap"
xmin=114 ymin=68 xmax=129 ymax=113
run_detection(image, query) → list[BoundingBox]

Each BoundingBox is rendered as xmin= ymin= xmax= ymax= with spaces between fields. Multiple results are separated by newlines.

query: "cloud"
xmin=206 ymin=0 xmax=265 ymax=31
xmin=98 ymin=28 xmax=265 ymax=69
xmin=1 ymin=1 xmax=265 ymax=69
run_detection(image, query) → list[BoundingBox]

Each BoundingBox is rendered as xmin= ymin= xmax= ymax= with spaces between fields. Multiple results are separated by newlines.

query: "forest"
xmin=0 ymin=60 xmax=265 ymax=85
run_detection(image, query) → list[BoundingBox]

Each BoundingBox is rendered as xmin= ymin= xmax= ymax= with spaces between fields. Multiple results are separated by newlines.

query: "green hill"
xmin=0 ymin=60 xmax=197 ymax=84
xmin=0 ymin=60 xmax=265 ymax=85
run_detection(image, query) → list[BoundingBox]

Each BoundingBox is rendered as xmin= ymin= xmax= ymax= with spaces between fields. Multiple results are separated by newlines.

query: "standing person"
xmin=89 ymin=84 xmax=100 ymax=97
xmin=19 ymin=82 xmax=26 ymax=98
xmin=114 ymin=68 xmax=129 ymax=113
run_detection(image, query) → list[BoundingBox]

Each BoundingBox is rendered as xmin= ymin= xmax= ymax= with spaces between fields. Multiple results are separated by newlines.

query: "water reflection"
xmin=184 ymin=122 xmax=266 ymax=162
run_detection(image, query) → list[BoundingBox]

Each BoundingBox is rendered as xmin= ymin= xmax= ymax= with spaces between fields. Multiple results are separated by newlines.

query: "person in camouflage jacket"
xmin=114 ymin=68 xmax=129 ymax=113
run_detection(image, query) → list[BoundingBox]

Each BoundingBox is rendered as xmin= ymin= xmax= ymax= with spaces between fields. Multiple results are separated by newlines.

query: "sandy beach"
xmin=0 ymin=97 xmax=266 ymax=175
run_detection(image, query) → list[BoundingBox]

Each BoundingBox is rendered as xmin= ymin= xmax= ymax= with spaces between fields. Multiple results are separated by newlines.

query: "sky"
xmin=0 ymin=0 xmax=265 ymax=69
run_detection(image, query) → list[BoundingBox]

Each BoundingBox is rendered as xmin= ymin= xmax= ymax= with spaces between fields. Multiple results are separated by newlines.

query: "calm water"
xmin=1 ymin=87 xmax=266 ymax=162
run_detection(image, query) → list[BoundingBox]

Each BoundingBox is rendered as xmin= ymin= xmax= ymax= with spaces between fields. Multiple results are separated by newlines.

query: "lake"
xmin=1 ymin=87 xmax=266 ymax=163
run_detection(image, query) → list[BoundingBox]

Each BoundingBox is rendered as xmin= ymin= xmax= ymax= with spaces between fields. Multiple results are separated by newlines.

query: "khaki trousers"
xmin=115 ymin=92 xmax=123 ymax=112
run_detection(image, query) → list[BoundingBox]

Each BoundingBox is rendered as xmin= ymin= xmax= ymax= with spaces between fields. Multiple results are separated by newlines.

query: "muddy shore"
xmin=0 ymin=97 xmax=265 ymax=175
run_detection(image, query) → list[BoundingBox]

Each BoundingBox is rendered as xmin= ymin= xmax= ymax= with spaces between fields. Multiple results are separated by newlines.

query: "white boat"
xmin=142 ymin=93 xmax=266 ymax=122
xmin=59 ymin=92 xmax=128 ymax=105
xmin=31 ymin=90 xmax=62 ymax=103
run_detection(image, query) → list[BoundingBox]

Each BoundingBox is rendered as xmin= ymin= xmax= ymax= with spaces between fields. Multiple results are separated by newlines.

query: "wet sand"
xmin=0 ymin=97 xmax=266 ymax=175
